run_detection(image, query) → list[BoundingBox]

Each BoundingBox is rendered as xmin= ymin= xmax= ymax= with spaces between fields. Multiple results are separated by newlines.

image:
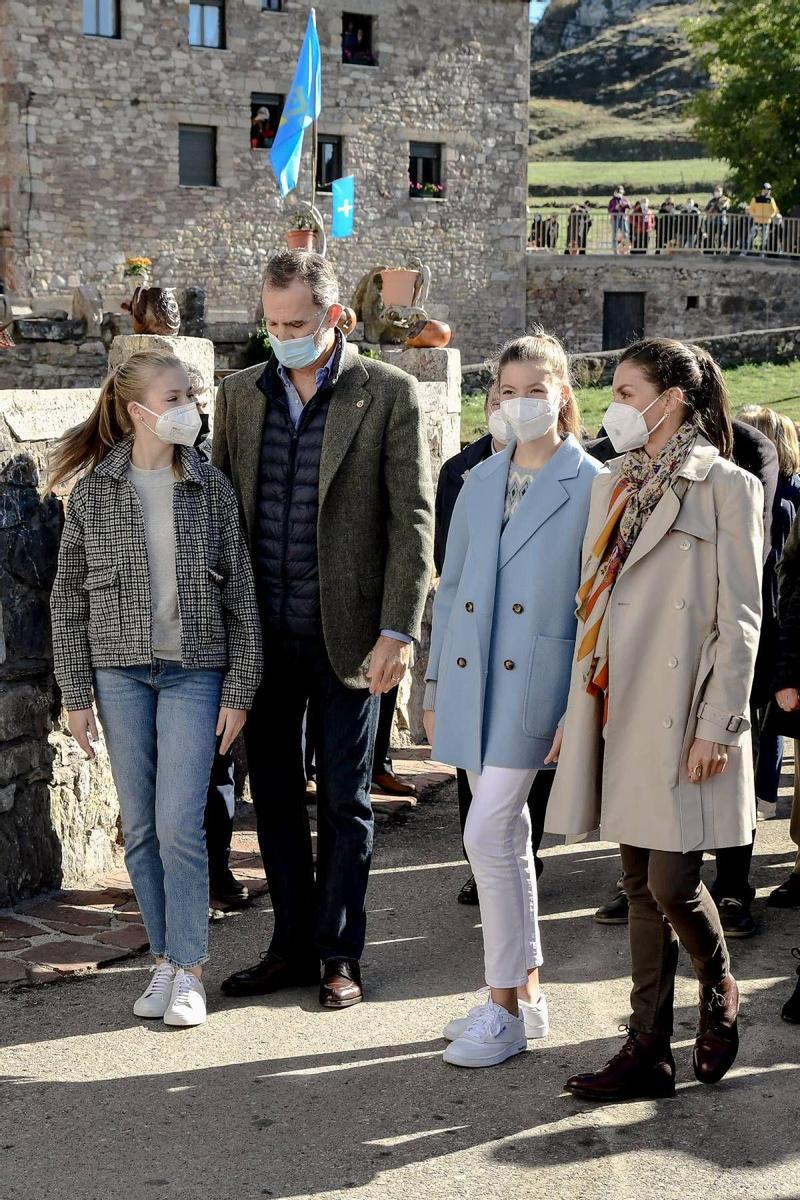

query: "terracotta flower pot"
xmin=380 ymin=268 xmax=419 ymax=307
xmin=405 ymin=319 xmax=452 ymax=349
xmin=286 ymin=229 xmax=315 ymax=251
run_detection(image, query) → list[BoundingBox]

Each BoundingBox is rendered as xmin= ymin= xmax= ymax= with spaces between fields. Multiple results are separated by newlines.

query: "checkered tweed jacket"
xmin=50 ymin=438 xmax=263 ymax=712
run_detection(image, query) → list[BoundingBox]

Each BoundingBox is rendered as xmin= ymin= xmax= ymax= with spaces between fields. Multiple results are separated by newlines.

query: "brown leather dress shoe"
xmin=565 ymin=1029 xmax=676 ymax=1101
xmin=371 ymin=771 xmax=416 ymax=797
xmin=693 ymin=974 xmax=740 ymax=1084
xmin=320 ymin=958 xmax=364 ymax=1009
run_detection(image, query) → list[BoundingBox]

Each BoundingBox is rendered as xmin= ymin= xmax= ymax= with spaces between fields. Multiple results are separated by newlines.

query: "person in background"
xmin=609 ymin=187 xmax=631 ymax=254
xmin=749 ymin=183 xmax=780 ymax=253
xmin=193 ymin=387 xmax=249 ymax=908
xmin=737 ymin=408 xmax=800 ymax=821
xmin=565 ymin=204 xmax=591 ymax=255
xmin=434 ymin=383 xmax=552 ymax=904
xmin=682 ymin=198 xmax=701 ymax=248
xmin=214 ymin=252 xmax=433 ymax=1010
xmin=630 ymin=198 xmax=654 ymax=255
xmin=544 ymin=214 xmax=559 ymax=250
xmin=549 ymin=338 xmax=763 ymax=1103
xmin=49 ymin=352 xmax=262 ymax=1028
xmin=588 ymin=404 xmax=777 ymax=927
xmin=371 ymin=687 xmax=416 ymax=797
xmin=656 ymin=197 xmax=677 ymax=254
xmin=769 ymin=500 xmax=800 ymax=915
xmin=425 ymin=331 xmax=602 ymax=1068
xmin=704 ymin=186 xmax=730 ymax=253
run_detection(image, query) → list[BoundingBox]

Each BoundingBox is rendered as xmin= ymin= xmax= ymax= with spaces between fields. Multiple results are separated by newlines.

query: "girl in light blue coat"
xmin=423 ymin=332 xmax=602 ymax=1068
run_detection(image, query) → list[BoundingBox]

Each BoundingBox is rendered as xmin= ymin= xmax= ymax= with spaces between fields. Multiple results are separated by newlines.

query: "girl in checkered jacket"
xmin=49 ymin=351 xmax=262 ymax=1028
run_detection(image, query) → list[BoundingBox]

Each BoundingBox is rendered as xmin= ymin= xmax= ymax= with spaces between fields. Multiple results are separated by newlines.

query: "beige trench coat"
xmin=546 ymin=436 xmax=764 ymax=853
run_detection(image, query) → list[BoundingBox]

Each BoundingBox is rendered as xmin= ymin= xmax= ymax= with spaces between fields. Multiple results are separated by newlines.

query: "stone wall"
xmin=0 ymin=388 xmax=122 ymax=907
xmin=1 ymin=0 xmax=529 ymax=362
xmin=527 ymin=255 xmax=800 ymax=353
xmin=0 ymin=342 xmax=457 ymax=901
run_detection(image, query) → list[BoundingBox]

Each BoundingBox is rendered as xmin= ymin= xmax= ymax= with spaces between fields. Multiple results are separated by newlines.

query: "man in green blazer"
xmin=213 ymin=251 xmax=433 ymax=1008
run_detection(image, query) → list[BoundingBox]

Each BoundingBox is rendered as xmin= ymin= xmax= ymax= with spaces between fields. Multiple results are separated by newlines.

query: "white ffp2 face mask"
xmin=137 ymin=401 xmax=203 ymax=447
xmin=500 ymin=395 xmax=560 ymax=444
xmin=488 ymin=409 xmax=509 ymax=445
xmin=603 ymin=391 xmax=669 ymax=453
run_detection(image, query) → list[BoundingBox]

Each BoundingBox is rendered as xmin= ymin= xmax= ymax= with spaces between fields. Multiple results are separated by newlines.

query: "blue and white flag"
xmin=270 ymin=9 xmax=322 ymax=197
xmin=331 ymin=176 xmax=355 ymax=238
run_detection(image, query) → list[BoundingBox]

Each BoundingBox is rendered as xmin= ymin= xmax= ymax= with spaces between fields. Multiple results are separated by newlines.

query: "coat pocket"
xmin=83 ymin=565 xmax=122 ymax=641
xmin=200 ymin=567 xmax=227 ymax=644
xmin=522 ymin=635 xmax=575 ymax=739
xmin=359 ymin=573 xmax=383 ymax=599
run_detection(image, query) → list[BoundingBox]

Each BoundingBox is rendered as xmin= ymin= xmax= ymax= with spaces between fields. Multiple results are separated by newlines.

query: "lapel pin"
xmin=356 ymin=399 xmax=364 ymax=408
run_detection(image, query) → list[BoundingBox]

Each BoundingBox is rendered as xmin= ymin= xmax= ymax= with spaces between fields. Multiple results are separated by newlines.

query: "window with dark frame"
xmin=250 ymin=93 xmax=285 ymax=149
xmin=189 ymin=0 xmax=225 ymax=49
xmin=179 ymin=125 xmax=217 ymax=187
xmin=409 ymin=141 xmax=444 ymax=199
xmin=262 ymin=0 xmax=283 ymax=9
xmin=83 ymin=0 xmax=120 ymax=38
xmin=316 ymin=135 xmax=343 ymax=192
xmin=342 ymin=13 xmax=377 ymax=66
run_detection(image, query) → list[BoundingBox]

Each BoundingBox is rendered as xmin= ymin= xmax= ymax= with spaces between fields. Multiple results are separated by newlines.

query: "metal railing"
xmin=527 ymin=210 xmax=800 ymax=258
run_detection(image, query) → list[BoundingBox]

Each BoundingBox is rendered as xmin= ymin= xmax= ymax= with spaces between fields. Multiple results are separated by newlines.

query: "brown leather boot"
xmin=565 ymin=1029 xmax=676 ymax=1102
xmin=693 ymin=974 xmax=740 ymax=1084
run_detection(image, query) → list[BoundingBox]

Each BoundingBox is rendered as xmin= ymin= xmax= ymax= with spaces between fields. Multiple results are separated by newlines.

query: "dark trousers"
xmin=245 ymin=634 xmax=380 ymax=963
xmin=457 ymin=767 xmax=554 ymax=863
xmin=373 ymin=685 xmax=399 ymax=776
xmin=621 ymin=844 xmax=729 ymax=1037
xmin=204 ymin=744 xmax=236 ymax=879
xmin=712 ymin=714 xmax=761 ymax=905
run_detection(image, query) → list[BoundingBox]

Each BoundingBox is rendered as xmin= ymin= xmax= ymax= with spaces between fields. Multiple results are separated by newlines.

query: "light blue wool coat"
xmin=426 ymin=434 xmax=603 ymax=774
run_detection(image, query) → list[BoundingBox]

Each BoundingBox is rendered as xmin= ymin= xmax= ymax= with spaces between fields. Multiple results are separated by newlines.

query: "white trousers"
xmin=465 ymin=766 xmax=543 ymax=989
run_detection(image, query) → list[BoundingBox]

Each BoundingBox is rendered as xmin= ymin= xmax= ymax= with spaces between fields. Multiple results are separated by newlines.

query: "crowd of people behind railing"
xmin=529 ymin=182 xmax=800 ymax=258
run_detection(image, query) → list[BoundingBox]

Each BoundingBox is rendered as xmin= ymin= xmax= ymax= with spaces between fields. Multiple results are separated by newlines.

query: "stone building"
xmin=0 ymin=0 xmax=530 ymax=361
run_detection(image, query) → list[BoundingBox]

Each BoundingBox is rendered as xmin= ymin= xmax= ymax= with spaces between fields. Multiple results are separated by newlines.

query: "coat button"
xmin=457 ymin=657 xmax=467 ymax=668
xmin=674 ymin=598 xmax=686 ymax=609
xmin=663 ymin=717 xmax=673 ymax=728
xmin=512 ymin=603 xmax=524 ymax=614
xmin=668 ymin=656 xmax=678 ymax=668
xmin=465 ymin=602 xmax=474 ymax=613
xmin=680 ymin=539 xmax=691 ymax=551
xmin=504 ymin=659 xmax=515 ymax=670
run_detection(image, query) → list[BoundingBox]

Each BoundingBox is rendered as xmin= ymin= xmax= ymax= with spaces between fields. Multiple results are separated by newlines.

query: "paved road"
xmin=1 ymin=782 xmax=799 ymax=1200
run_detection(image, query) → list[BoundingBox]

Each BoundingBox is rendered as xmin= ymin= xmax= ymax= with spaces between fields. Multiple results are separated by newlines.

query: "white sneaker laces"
xmin=172 ymin=971 xmax=199 ymax=1007
xmin=464 ymin=1001 xmax=507 ymax=1040
xmin=144 ymin=963 xmax=175 ymax=998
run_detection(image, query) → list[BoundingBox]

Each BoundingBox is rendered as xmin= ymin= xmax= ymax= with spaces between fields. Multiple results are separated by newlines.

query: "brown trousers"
xmin=620 ymin=844 xmax=730 ymax=1037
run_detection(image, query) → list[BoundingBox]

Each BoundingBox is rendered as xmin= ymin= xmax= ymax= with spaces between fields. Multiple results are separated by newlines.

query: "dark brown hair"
xmin=261 ymin=250 xmax=339 ymax=309
xmin=618 ymin=338 xmax=733 ymax=458
xmin=493 ymin=328 xmax=581 ymax=440
xmin=47 ymin=351 xmax=186 ymax=491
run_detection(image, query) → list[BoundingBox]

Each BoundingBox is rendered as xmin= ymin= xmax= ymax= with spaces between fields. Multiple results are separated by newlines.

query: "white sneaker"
xmin=443 ymin=991 xmax=549 ymax=1042
xmin=442 ymin=998 xmax=528 ymax=1068
xmin=163 ymin=969 xmax=207 ymax=1027
xmin=133 ymin=962 xmax=176 ymax=1019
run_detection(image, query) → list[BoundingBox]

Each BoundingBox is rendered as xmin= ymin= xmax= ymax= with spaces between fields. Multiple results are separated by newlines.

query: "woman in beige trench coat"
xmin=545 ymin=338 xmax=763 ymax=1103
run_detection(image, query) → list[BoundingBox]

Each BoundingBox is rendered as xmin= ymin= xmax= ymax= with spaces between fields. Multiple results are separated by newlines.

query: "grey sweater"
xmin=126 ymin=462 xmax=182 ymax=661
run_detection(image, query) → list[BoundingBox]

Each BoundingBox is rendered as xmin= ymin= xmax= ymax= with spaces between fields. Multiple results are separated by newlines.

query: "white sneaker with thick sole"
xmin=442 ymin=998 xmax=528 ymax=1068
xmin=133 ymin=962 xmax=176 ymax=1019
xmin=163 ymin=969 xmax=207 ymax=1027
xmin=443 ymin=991 xmax=549 ymax=1042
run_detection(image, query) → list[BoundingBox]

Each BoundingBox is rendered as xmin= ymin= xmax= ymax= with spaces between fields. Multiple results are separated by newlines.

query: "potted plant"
xmin=123 ymin=255 xmax=153 ymax=294
xmin=285 ymin=211 xmax=317 ymax=251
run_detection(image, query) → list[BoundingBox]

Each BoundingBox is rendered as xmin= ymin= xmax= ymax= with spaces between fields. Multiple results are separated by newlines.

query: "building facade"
xmin=0 ymin=0 xmax=531 ymax=360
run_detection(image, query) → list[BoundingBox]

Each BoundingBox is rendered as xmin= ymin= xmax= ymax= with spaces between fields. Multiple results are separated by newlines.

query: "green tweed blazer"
xmin=212 ymin=344 xmax=434 ymax=688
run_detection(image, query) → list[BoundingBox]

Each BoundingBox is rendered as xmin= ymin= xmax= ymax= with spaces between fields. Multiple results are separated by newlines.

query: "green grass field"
xmin=461 ymin=360 xmax=800 ymax=444
xmin=527 ymin=158 xmax=729 ymax=197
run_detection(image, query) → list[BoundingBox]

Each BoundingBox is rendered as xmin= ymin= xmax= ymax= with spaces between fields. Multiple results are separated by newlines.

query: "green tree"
xmin=689 ymin=0 xmax=800 ymax=210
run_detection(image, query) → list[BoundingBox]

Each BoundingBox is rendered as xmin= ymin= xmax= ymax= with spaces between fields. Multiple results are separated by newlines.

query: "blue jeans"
xmin=94 ymin=661 xmax=223 ymax=968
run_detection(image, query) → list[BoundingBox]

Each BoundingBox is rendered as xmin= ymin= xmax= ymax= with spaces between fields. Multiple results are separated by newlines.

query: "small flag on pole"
xmin=270 ymin=9 xmax=322 ymax=197
xmin=331 ymin=176 xmax=355 ymax=238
